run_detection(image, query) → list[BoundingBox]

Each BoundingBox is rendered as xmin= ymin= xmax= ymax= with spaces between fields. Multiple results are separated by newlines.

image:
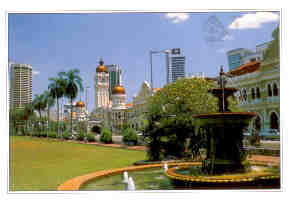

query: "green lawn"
xmin=9 ymin=136 xmax=146 ymax=191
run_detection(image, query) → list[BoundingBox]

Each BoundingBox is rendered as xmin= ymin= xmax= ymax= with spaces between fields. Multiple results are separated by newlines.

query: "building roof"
xmin=229 ymin=60 xmax=261 ymax=76
xmin=126 ymin=103 xmax=133 ymax=108
xmin=152 ymin=88 xmax=161 ymax=93
xmin=76 ymin=101 xmax=85 ymax=108
xmin=112 ymin=85 xmax=126 ymax=95
xmin=96 ymin=60 xmax=108 ymax=73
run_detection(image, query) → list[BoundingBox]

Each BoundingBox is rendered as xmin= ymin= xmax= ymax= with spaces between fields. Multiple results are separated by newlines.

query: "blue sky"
xmin=8 ymin=12 xmax=279 ymax=111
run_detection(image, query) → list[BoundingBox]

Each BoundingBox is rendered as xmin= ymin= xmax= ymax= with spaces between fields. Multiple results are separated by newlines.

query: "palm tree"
xmin=33 ymin=93 xmax=47 ymax=132
xmin=60 ymin=69 xmax=83 ymax=136
xmin=43 ymin=90 xmax=55 ymax=137
xmin=23 ymin=103 xmax=35 ymax=134
xmin=48 ymin=75 xmax=66 ymax=136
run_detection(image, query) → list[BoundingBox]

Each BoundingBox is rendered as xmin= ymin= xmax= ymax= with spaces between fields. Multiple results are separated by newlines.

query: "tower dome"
xmin=76 ymin=100 xmax=85 ymax=108
xmin=96 ymin=59 xmax=108 ymax=73
xmin=112 ymin=85 xmax=126 ymax=95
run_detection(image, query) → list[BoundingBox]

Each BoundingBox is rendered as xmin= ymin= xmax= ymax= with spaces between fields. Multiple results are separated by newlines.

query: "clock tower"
xmin=95 ymin=59 xmax=110 ymax=108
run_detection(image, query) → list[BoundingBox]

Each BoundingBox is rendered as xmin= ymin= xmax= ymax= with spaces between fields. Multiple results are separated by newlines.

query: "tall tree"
xmin=48 ymin=75 xmax=66 ymax=136
xmin=144 ymin=77 xmax=241 ymax=160
xmin=33 ymin=93 xmax=47 ymax=133
xmin=60 ymin=69 xmax=83 ymax=136
xmin=43 ymin=90 xmax=55 ymax=137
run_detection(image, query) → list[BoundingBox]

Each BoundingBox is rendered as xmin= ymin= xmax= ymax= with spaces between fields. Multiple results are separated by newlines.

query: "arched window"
xmin=255 ymin=116 xmax=261 ymax=131
xmin=251 ymin=88 xmax=255 ymax=100
xmin=270 ymin=112 xmax=279 ymax=130
xmin=268 ymin=84 xmax=272 ymax=97
xmin=256 ymin=87 xmax=261 ymax=99
xmin=273 ymin=83 xmax=279 ymax=96
xmin=243 ymin=89 xmax=248 ymax=101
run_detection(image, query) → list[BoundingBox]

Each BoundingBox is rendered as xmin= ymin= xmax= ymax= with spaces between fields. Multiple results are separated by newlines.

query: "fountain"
xmin=164 ymin=66 xmax=280 ymax=188
xmin=122 ymin=171 xmax=129 ymax=184
xmin=127 ymin=177 xmax=136 ymax=191
xmin=163 ymin=163 xmax=168 ymax=171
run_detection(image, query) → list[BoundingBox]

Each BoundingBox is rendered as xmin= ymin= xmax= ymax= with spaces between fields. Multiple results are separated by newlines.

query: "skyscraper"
xmin=9 ymin=63 xmax=32 ymax=109
xmin=166 ymin=52 xmax=186 ymax=83
xmin=107 ymin=64 xmax=121 ymax=99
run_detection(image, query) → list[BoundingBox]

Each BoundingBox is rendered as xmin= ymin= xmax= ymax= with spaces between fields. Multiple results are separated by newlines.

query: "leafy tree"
xmin=60 ymin=69 xmax=83 ymax=136
xmin=122 ymin=128 xmax=138 ymax=146
xmin=100 ymin=128 xmax=113 ymax=144
xmin=144 ymin=77 xmax=240 ymax=160
xmin=48 ymin=74 xmax=66 ymax=136
xmin=264 ymin=25 xmax=279 ymax=61
xmin=33 ymin=94 xmax=47 ymax=133
xmin=42 ymin=90 xmax=55 ymax=137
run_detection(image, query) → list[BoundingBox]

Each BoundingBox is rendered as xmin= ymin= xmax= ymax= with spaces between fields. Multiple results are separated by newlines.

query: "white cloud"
xmin=32 ymin=70 xmax=40 ymax=76
xmin=229 ymin=12 xmax=279 ymax=29
xmin=165 ymin=13 xmax=190 ymax=23
xmin=222 ymin=34 xmax=234 ymax=41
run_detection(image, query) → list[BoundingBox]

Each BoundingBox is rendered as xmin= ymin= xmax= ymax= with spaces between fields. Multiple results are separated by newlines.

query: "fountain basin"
xmin=165 ymin=162 xmax=280 ymax=188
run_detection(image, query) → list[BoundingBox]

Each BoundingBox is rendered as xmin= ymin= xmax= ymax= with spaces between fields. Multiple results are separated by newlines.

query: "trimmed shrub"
xmin=122 ymin=128 xmax=138 ymax=146
xmin=76 ymin=131 xmax=86 ymax=141
xmin=87 ymin=133 xmax=96 ymax=142
xmin=48 ymin=132 xmax=57 ymax=138
xmin=100 ymin=128 xmax=112 ymax=144
xmin=39 ymin=131 xmax=47 ymax=138
xmin=62 ymin=131 xmax=71 ymax=140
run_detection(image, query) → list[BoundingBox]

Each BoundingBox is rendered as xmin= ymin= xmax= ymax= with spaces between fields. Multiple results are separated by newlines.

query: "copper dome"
xmin=96 ymin=60 xmax=108 ymax=73
xmin=112 ymin=85 xmax=126 ymax=95
xmin=76 ymin=101 xmax=85 ymax=108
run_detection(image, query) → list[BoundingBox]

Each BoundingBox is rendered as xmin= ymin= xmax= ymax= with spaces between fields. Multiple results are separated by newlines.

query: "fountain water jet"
xmin=127 ymin=177 xmax=136 ymax=191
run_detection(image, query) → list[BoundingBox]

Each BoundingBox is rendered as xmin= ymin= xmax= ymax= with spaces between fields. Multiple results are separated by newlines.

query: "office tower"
xmin=166 ymin=52 xmax=186 ymax=83
xmin=9 ymin=63 xmax=32 ymax=109
xmin=107 ymin=64 xmax=122 ymax=99
xmin=227 ymin=42 xmax=271 ymax=71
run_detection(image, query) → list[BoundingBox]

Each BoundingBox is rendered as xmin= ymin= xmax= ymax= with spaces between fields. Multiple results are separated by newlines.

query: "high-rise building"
xmin=227 ymin=48 xmax=253 ymax=71
xmin=9 ymin=63 xmax=32 ymax=109
xmin=107 ymin=64 xmax=121 ymax=99
xmin=227 ymin=42 xmax=271 ymax=71
xmin=166 ymin=52 xmax=185 ymax=83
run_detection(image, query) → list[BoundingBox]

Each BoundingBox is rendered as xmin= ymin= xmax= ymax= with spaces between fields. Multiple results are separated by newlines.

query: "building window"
xmin=273 ymin=83 xmax=279 ymax=96
xmin=251 ymin=88 xmax=255 ymax=100
xmin=270 ymin=112 xmax=279 ymax=130
xmin=255 ymin=116 xmax=261 ymax=131
xmin=268 ymin=84 xmax=272 ymax=97
xmin=243 ymin=89 xmax=247 ymax=102
xmin=256 ymin=87 xmax=261 ymax=99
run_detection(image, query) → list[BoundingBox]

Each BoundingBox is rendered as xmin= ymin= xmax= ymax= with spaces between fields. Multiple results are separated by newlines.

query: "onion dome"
xmin=96 ymin=59 xmax=108 ymax=73
xmin=112 ymin=85 xmax=126 ymax=95
xmin=76 ymin=101 xmax=85 ymax=108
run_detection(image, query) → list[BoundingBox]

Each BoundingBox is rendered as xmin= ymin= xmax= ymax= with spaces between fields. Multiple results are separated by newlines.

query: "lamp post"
xmin=149 ymin=48 xmax=181 ymax=93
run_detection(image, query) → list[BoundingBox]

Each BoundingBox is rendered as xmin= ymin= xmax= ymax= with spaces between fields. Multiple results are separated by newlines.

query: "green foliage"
xmin=48 ymin=131 xmax=58 ymax=138
xmin=143 ymin=78 xmax=240 ymax=161
xmin=87 ymin=133 xmax=96 ymax=142
xmin=100 ymin=128 xmax=112 ymax=144
xmin=62 ymin=131 xmax=71 ymax=140
xmin=122 ymin=128 xmax=138 ymax=146
xmin=264 ymin=26 xmax=279 ymax=61
xmin=76 ymin=131 xmax=86 ymax=141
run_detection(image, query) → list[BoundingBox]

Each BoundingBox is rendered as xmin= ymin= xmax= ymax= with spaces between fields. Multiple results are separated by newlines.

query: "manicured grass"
xmin=9 ymin=136 xmax=146 ymax=191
